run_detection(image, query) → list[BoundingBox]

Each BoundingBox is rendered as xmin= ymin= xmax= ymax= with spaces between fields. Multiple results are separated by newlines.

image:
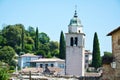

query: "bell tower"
xmin=65 ymin=10 xmax=85 ymax=76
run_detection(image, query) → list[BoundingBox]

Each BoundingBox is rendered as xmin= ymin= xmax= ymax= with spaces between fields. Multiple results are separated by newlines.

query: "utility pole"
xmin=29 ymin=71 xmax=31 ymax=80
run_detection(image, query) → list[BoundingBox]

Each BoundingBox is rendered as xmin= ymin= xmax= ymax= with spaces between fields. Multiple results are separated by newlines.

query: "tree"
xmin=24 ymin=44 xmax=33 ymax=53
xmin=49 ymin=41 xmax=59 ymax=51
xmin=102 ymin=52 xmax=113 ymax=64
xmin=0 ymin=35 xmax=6 ymax=47
xmin=0 ymin=46 xmax=16 ymax=65
xmin=0 ymin=62 xmax=9 ymax=80
xmin=59 ymin=31 xmax=66 ymax=59
xmin=21 ymin=26 xmax=24 ymax=52
xmin=28 ymin=26 xmax=35 ymax=35
xmin=39 ymin=43 xmax=50 ymax=56
xmin=35 ymin=27 xmax=39 ymax=51
xmin=51 ymin=49 xmax=59 ymax=57
xmin=35 ymin=50 xmax=46 ymax=58
xmin=92 ymin=32 xmax=101 ymax=69
xmin=49 ymin=41 xmax=59 ymax=57
xmin=28 ymin=26 xmax=35 ymax=39
xmin=39 ymin=32 xmax=50 ymax=44
xmin=2 ymin=24 xmax=24 ymax=48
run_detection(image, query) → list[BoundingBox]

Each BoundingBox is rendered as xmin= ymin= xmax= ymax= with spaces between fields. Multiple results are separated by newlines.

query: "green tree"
xmin=0 ymin=35 xmax=6 ymax=47
xmin=24 ymin=44 xmax=33 ymax=53
xmin=59 ymin=31 xmax=66 ymax=59
xmin=51 ymin=49 xmax=59 ymax=57
xmin=39 ymin=32 xmax=50 ymax=44
xmin=2 ymin=24 xmax=24 ymax=48
xmin=0 ymin=69 xmax=9 ymax=80
xmin=49 ymin=41 xmax=59 ymax=51
xmin=0 ymin=46 xmax=16 ymax=65
xmin=92 ymin=32 xmax=101 ymax=69
xmin=0 ymin=62 xmax=9 ymax=80
xmin=21 ymin=26 xmax=24 ymax=52
xmin=35 ymin=27 xmax=39 ymax=51
xmin=39 ymin=43 xmax=50 ymax=56
xmin=28 ymin=26 xmax=35 ymax=36
xmin=28 ymin=26 xmax=35 ymax=40
xmin=35 ymin=50 xmax=46 ymax=58
xmin=102 ymin=51 xmax=113 ymax=64
xmin=46 ymin=52 xmax=52 ymax=58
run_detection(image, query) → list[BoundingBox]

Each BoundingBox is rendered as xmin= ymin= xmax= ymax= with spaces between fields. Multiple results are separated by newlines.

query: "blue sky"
xmin=0 ymin=0 xmax=120 ymax=55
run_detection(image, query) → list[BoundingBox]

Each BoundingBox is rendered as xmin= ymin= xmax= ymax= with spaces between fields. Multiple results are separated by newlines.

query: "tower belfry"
xmin=65 ymin=10 xmax=85 ymax=76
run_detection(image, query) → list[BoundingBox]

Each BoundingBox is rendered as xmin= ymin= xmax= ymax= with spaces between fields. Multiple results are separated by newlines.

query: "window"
xmin=51 ymin=64 xmax=54 ymax=67
xmin=26 ymin=57 xmax=30 ymax=60
xmin=70 ymin=37 xmax=74 ymax=46
xmin=85 ymin=55 xmax=88 ymax=57
xmin=118 ymin=37 xmax=120 ymax=45
xmin=75 ymin=37 xmax=78 ymax=46
xmin=85 ymin=60 xmax=88 ymax=63
xmin=40 ymin=64 xmax=43 ymax=68
xmin=59 ymin=64 xmax=64 ymax=68
xmin=45 ymin=64 xmax=48 ymax=68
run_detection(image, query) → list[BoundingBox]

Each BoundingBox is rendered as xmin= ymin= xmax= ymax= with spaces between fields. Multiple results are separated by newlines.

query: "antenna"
xmin=75 ymin=5 xmax=77 ymax=11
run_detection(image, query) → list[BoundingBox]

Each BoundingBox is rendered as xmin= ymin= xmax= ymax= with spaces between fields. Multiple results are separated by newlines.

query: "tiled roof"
xmin=85 ymin=50 xmax=92 ymax=54
xmin=30 ymin=57 xmax=65 ymax=63
xmin=21 ymin=67 xmax=43 ymax=73
xmin=48 ymin=67 xmax=63 ymax=73
xmin=21 ymin=53 xmax=38 ymax=57
xmin=20 ymin=67 xmax=63 ymax=74
xmin=107 ymin=26 xmax=120 ymax=36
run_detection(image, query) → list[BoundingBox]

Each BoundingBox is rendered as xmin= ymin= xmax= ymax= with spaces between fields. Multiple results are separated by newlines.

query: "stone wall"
xmin=111 ymin=30 xmax=120 ymax=79
xmin=102 ymin=64 xmax=115 ymax=80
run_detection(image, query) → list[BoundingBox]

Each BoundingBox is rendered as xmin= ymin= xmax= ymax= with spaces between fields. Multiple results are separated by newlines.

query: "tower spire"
xmin=74 ymin=5 xmax=77 ymax=17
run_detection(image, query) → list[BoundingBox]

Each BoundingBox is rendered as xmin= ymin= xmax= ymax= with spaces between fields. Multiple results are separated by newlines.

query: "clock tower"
xmin=65 ymin=10 xmax=85 ymax=76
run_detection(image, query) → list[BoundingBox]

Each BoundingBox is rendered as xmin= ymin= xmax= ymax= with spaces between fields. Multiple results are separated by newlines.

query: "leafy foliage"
xmin=39 ymin=32 xmax=50 ymax=44
xmin=0 ymin=23 xmax=61 ymax=69
xmin=35 ymin=50 xmax=46 ymax=57
xmin=2 ymin=25 xmax=22 ymax=47
xmin=0 ymin=62 xmax=9 ymax=80
xmin=0 ymin=46 xmax=15 ymax=64
xmin=0 ymin=67 xmax=9 ymax=80
xmin=102 ymin=52 xmax=113 ymax=64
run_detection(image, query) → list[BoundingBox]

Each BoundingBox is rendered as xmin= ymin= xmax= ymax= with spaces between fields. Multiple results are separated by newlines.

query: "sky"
xmin=0 ymin=0 xmax=120 ymax=55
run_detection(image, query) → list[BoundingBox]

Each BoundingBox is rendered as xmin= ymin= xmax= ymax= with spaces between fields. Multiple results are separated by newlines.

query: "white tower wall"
xmin=65 ymin=10 xmax=85 ymax=77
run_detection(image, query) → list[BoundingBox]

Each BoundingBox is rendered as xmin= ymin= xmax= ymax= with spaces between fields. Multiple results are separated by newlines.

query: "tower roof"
xmin=69 ymin=10 xmax=82 ymax=26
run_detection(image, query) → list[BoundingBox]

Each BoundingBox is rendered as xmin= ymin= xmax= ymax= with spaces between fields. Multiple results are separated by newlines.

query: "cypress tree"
xmin=35 ymin=27 xmax=39 ymax=51
xmin=92 ymin=32 xmax=101 ymax=69
xmin=59 ymin=31 xmax=66 ymax=59
xmin=21 ymin=26 xmax=24 ymax=52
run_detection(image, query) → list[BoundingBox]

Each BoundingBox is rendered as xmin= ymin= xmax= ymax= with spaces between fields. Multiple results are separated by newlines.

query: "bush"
xmin=0 ymin=68 xmax=9 ymax=80
xmin=102 ymin=52 xmax=113 ymax=64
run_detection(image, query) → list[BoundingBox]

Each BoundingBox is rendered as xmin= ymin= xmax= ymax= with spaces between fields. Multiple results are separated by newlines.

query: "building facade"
xmin=65 ymin=10 xmax=85 ymax=76
xmin=85 ymin=50 xmax=92 ymax=69
xmin=18 ymin=53 xmax=39 ymax=69
xmin=29 ymin=57 xmax=65 ymax=75
xmin=107 ymin=26 xmax=120 ymax=79
xmin=30 ymin=57 xmax=65 ymax=69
